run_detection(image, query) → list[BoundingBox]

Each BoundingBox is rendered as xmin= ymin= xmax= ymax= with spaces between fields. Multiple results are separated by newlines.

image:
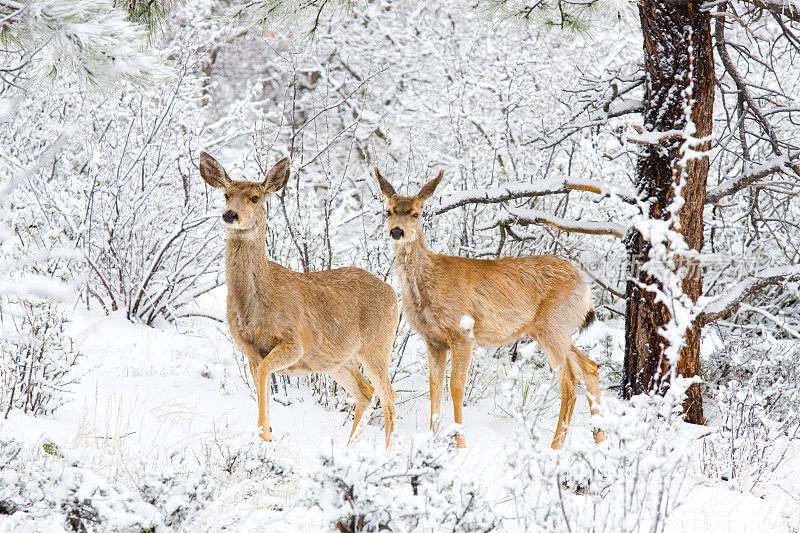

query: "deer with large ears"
xmin=198 ymin=151 xmax=399 ymax=446
xmin=374 ymin=167 xmax=606 ymax=449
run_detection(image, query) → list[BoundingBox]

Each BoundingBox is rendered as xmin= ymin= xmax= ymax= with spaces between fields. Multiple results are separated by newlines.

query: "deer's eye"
xmin=412 ymin=213 xmax=419 ymax=218
xmin=251 ymin=196 xmax=260 ymax=203
xmin=386 ymin=210 xmax=392 ymax=217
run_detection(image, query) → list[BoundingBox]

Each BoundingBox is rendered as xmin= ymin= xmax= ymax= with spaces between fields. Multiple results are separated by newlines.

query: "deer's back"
xmin=399 ymin=253 xmax=587 ymax=348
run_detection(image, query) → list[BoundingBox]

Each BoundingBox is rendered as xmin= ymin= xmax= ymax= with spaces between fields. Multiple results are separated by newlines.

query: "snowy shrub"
xmin=76 ymin=65 xmax=225 ymax=325
xmin=302 ymin=429 xmax=497 ymax=532
xmin=136 ymin=458 xmax=217 ymax=529
xmin=206 ymin=435 xmax=294 ymax=479
xmin=0 ymin=437 xmax=160 ymax=532
xmin=0 ymin=434 xmax=296 ymax=531
xmin=1 ymin=6 xmax=234 ymax=326
xmin=701 ymin=337 xmax=800 ymax=489
xmin=500 ymin=360 xmax=695 ymax=532
xmin=0 ymin=300 xmax=82 ymax=418
xmin=137 ymin=435 xmax=295 ymax=529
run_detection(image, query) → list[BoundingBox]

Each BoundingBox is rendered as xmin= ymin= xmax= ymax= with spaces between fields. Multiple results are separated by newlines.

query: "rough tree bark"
xmin=623 ymin=0 xmax=714 ymax=424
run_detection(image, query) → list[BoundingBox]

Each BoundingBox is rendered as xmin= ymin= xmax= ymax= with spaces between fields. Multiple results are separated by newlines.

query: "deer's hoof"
xmin=593 ymin=429 xmax=607 ymax=444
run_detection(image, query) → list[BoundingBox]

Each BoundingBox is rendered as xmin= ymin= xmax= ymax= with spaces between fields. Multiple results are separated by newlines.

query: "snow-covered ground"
xmin=3 ymin=297 xmax=798 ymax=531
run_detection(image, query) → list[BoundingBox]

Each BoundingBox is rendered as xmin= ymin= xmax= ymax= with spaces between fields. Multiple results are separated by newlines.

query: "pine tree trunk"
xmin=622 ymin=0 xmax=714 ymax=424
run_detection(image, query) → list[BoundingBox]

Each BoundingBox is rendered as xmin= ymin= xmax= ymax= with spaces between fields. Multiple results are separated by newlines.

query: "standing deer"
xmin=374 ymin=167 xmax=606 ymax=449
xmin=199 ymin=151 xmax=398 ymax=446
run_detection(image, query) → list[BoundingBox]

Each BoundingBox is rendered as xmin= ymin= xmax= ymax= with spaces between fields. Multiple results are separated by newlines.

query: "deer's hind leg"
xmin=358 ymin=340 xmax=397 ymax=447
xmin=532 ymin=330 xmax=578 ymax=450
xmin=329 ymin=359 xmax=375 ymax=445
xmin=571 ymin=346 xmax=606 ymax=444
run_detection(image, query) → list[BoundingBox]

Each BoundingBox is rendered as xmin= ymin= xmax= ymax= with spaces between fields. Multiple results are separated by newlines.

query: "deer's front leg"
xmin=448 ymin=336 xmax=473 ymax=449
xmin=256 ymin=341 xmax=303 ymax=441
xmin=426 ymin=341 xmax=448 ymax=432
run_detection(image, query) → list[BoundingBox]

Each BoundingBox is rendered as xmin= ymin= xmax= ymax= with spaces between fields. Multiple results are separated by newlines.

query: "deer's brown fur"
xmin=375 ymin=167 xmax=605 ymax=449
xmin=199 ymin=152 xmax=398 ymax=445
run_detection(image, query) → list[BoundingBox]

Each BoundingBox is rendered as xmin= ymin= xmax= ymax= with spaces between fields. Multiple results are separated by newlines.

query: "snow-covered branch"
xmin=706 ymin=153 xmax=800 ymax=203
xmin=232 ymin=0 xmax=342 ymax=35
xmin=716 ymin=8 xmax=784 ymax=155
xmin=527 ymin=74 xmax=644 ymax=149
xmin=435 ymin=177 xmax=636 ymax=215
xmin=0 ymin=0 xmax=167 ymax=88
xmin=741 ymin=0 xmax=800 ymax=22
xmin=494 ymin=207 xmax=627 ymax=238
xmin=697 ymin=264 xmax=800 ymax=326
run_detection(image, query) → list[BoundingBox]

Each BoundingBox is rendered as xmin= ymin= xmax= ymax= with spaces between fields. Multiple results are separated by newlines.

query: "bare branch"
xmin=716 ymin=7 xmax=784 ymax=155
xmin=174 ymin=310 xmax=225 ymax=323
xmin=532 ymin=78 xmax=645 ymax=149
xmin=290 ymin=66 xmax=388 ymax=144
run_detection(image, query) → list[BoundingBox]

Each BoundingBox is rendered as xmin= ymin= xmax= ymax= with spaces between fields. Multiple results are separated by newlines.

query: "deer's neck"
xmin=393 ymin=232 xmax=434 ymax=301
xmin=224 ymin=228 xmax=274 ymax=295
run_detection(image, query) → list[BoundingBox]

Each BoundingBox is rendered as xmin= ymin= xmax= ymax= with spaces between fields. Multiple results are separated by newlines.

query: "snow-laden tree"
xmin=0 ymin=0 xmax=169 ymax=89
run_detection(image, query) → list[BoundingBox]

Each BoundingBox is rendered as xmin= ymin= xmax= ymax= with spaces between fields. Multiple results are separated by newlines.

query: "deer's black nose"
xmin=390 ymin=227 xmax=404 ymax=240
xmin=222 ymin=210 xmax=238 ymax=224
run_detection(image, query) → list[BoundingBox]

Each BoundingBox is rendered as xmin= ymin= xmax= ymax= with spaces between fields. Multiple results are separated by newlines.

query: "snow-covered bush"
xmin=136 ymin=435 xmax=296 ymax=529
xmin=501 ymin=358 xmax=695 ymax=532
xmin=0 ymin=434 xmax=296 ymax=531
xmin=0 ymin=300 xmax=82 ymax=417
xmin=1 ymin=3 xmax=248 ymax=326
xmin=0 ymin=437 xmax=160 ymax=532
xmin=302 ymin=429 xmax=497 ymax=532
xmin=0 ymin=1 xmax=169 ymax=317
xmin=702 ymin=336 xmax=800 ymax=489
xmin=70 ymin=27 xmax=234 ymax=323
xmin=136 ymin=456 xmax=218 ymax=529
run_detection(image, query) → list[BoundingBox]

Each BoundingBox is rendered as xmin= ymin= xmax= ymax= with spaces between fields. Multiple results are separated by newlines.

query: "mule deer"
xmin=375 ymin=167 xmax=605 ymax=449
xmin=199 ymin=151 xmax=398 ymax=445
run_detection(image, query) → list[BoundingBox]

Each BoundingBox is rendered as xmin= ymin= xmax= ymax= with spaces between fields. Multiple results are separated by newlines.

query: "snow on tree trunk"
xmin=623 ymin=0 xmax=714 ymax=424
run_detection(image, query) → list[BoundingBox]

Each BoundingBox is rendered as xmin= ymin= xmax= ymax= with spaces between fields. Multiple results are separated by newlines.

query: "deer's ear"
xmin=262 ymin=157 xmax=291 ymax=193
xmin=418 ymin=170 xmax=444 ymax=201
xmin=374 ymin=166 xmax=397 ymax=198
xmin=199 ymin=151 xmax=231 ymax=188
